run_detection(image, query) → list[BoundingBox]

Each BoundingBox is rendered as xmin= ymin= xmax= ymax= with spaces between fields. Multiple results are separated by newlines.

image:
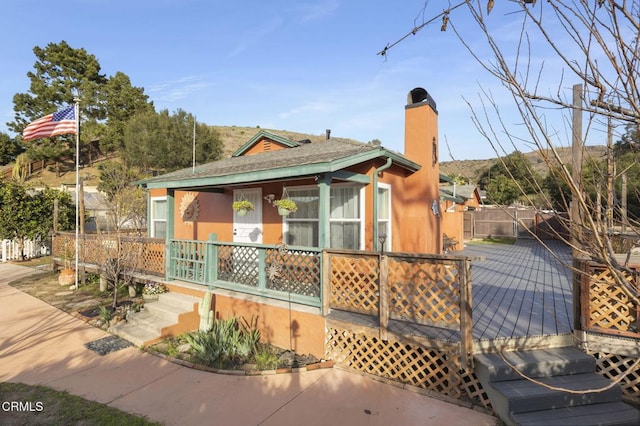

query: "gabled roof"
xmin=454 ymin=184 xmax=479 ymax=200
xmin=439 ymin=183 xmax=480 ymax=204
xmin=232 ymin=130 xmax=302 ymax=156
xmin=139 ymin=139 xmax=420 ymax=190
xmin=439 ymin=187 xmax=466 ymax=203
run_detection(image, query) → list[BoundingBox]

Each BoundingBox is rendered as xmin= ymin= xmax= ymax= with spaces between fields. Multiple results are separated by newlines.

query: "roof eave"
xmin=140 ymin=147 xmax=420 ymax=190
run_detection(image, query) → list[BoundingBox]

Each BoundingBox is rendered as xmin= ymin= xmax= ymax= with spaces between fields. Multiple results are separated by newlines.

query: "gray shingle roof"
xmin=140 ymin=139 xmax=389 ymax=186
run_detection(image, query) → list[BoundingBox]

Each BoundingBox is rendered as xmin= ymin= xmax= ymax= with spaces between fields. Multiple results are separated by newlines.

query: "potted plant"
xmin=232 ymin=200 xmax=254 ymax=216
xmin=273 ymin=198 xmax=298 ymax=216
xmin=142 ymin=281 xmax=168 ymax=300
xmin=58 ymin=244 xmax=75 ymax=286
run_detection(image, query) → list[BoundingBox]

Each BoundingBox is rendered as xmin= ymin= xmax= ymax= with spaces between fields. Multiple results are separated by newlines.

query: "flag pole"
xmin=74 ymin=98 xmax=80 ymax=290
xmin=192 ymin=115 xmax=196 ymax=173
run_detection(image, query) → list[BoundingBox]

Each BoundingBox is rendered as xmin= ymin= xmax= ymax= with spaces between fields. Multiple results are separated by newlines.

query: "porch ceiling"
xmin=138 ymin=139 xmax=420 ymax=190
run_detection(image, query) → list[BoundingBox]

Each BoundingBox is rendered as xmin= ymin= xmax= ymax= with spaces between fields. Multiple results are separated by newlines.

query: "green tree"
xmin=615 ymin=124 xmax=639 ymax=156
xmin=0 ymin=181 xmax=73 ymax=259
xmin=33 ymin=187 xmax=75 ymax=235
xmin=8 ymin=41 xmax=155 ymax=175
xmin=123 ymin=109 xmax=223 ymax=172
xmin=9 ymin=41 xmax=107 ymax=176
xmin=100 ymin=72 xmax=154 ymax=154
xmin=485 ymin=174 xmax=521 ymax=205
xmin=478 ymin=151 xmax=541 ymax=205
xmin=542 ymin=166 xmax=572 ymax=212
xmin=9 ymin=40 xmax=107 ymax=132
xmin=0 ymin=132 xmax=23 ymax=165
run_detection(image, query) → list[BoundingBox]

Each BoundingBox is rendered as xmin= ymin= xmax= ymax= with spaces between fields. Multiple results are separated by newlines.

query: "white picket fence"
xmin=1 ymin=239 xmax=48 ymax=262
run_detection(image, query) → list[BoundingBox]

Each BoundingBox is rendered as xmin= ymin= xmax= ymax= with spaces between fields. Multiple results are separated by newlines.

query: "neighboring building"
xmin=440 ymin=179 xmax=483 ymax=250
xmin=139 ymin=87 xmax=450 ymax=254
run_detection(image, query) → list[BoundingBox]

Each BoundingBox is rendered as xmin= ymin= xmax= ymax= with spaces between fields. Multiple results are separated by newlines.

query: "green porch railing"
xmin=167 ymin=239 xmax=322 ymax=308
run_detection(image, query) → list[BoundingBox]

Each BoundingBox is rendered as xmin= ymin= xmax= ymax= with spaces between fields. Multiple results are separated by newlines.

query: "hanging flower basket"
xmin=274 ymin=198 xmax=297 ymax=216
xmin=232 ymin=200 xmax=254 ymax=216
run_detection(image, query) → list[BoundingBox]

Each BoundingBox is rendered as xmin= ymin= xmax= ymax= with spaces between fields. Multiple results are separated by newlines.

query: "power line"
xmin=377 ymin=1 xmax=467 ymax=58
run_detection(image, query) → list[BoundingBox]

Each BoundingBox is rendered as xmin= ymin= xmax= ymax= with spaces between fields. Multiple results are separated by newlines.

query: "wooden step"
xmin=491 ymin=372 xmax=620 ymax=414
xmin=473 ymin=347 xmax=640 ymax=426
xmin=511 ymin=401 xmax=640 ymax=426
xmin=475 ymin=347 xmax=595 ymax=383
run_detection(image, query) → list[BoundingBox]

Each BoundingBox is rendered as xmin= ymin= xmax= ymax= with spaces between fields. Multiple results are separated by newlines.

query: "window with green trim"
xmin=150 ymin=197 xmax=167 ymax=238
xmin=377 ymin=184 xmax=391 ymax=251
xmin=283 ymin=185 xmax=363 ymax=249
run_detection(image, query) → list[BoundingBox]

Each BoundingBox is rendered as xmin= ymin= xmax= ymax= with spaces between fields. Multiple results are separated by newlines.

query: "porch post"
xmin=165 ymin=189 xmax=175 ymax=281
xmin=318 ymin=174 xmax=331 ymax=248
xmin=206 ymin=233 xmax=218 ymax=284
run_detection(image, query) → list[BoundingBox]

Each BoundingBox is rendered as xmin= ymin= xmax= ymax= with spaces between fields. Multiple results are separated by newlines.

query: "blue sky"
xmin=0 ymin=1 xmax=586 ymax=161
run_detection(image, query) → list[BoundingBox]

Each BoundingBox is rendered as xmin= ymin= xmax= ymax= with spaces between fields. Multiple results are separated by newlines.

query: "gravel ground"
xmin=84 ymin=336 xmax=133 ymax=356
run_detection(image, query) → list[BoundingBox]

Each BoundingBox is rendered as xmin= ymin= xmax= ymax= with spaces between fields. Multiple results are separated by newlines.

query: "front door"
xmin=233 ymin=188 xmax=262 ymax=243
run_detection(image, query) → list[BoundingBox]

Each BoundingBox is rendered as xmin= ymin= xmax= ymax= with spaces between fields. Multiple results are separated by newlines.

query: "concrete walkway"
xmin=0 ymin=263 xmax=496 ymax=426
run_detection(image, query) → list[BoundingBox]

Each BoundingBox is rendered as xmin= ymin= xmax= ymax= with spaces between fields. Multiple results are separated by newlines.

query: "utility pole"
xmin=621 ymin=173 xmax=628 ymax=235
xmin=571 ymin=84 xmax=583 ymax=252
xmin=571 ymin=84 xmax=583 ymax=333
xmin=606 ymin=117 xmax=614 ymax=231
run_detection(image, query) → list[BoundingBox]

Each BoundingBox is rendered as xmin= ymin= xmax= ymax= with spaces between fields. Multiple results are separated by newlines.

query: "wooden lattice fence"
xmin=325 ymin=249 xmax=473 ymax=369
xmin=52 ymin=232 xmax=165 ymax=276
xmin=324 ymin=322 xmax=491 ymax=408
xmin=589 ymin=351 xmax=640 ymax=398
xmin=328 ymin=253 xmax=379 ymax=315
xmin=575 ymin=259 xmax=640 ymax=399
xmin=388 ymin=256 xmax=465 ymax=328
xmin=577 ymin=259 xmax=640 ymax=338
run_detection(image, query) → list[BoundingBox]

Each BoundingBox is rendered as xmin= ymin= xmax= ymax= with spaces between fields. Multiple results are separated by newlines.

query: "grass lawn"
xmin=471 ymin=236 xmax=516 ymax=245
xmin=0 ymin=382 xmax=160 ymax=425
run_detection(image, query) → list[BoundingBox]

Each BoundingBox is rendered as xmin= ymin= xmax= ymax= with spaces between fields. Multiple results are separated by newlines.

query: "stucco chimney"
xmin=403 ymin=87 xmax=441 ymax=252
xmin=404 ymin=87 xmax=438 ymax=167
xmin=326 ymin=129 xmax=331 ymax=140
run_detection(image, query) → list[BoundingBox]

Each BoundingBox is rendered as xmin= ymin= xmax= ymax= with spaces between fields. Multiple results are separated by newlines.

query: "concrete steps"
xmin=111 ymin=292 xmax=200 ymax=347
xmin=474 ymin=347 xmax=640 ymax=426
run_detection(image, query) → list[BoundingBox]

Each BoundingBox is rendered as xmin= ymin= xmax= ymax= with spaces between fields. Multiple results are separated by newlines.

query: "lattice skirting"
xmin=324 ymin=324 xmax=491 ymax=408
xmin=589 ymin=350 xmax=640 ymax=398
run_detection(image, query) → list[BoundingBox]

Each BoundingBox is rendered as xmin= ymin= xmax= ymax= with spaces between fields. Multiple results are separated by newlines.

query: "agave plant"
xmin=186 ymin=316 xmax=261 ymax=368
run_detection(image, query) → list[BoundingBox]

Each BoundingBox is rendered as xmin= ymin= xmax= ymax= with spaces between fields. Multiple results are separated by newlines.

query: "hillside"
xmin=439 ymin=145 xmax=607 ymax=182
xmin=8 ymin=124 xmax=606 ymax=187
xmin=213 ymin=125 xmax=358 ymax=157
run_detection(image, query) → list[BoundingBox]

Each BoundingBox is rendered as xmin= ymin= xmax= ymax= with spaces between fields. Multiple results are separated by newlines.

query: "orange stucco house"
xmin=137 ymin=88 xmax=450 ymax=356
xmin=140 ymin=87 xmax=444 ymax=254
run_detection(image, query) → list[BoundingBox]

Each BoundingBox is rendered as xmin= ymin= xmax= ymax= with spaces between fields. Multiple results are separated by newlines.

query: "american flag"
xmin=22 ymin=105 xmax=77 ymax=141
